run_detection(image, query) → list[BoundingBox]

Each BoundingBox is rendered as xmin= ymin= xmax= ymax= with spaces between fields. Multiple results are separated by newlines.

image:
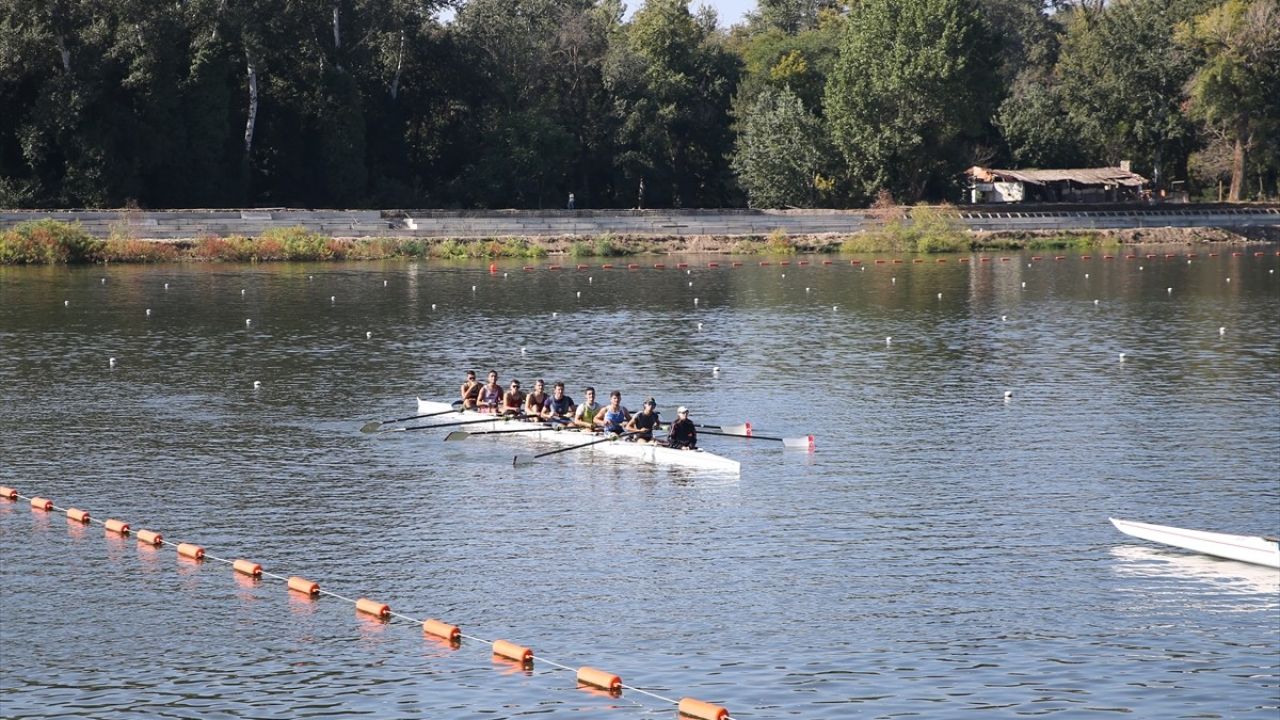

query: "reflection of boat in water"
xmin=1109 ymin=545 xmax=1280 ymax=597
xmin=1110 ymin=518 xmax=1280 ymax=568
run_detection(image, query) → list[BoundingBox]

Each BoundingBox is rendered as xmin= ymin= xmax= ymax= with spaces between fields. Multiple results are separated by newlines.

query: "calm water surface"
xmin=2 ymin=248 xmax=1278 ymax=719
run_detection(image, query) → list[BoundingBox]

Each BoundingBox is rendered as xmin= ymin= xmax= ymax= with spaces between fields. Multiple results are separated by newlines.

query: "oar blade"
xmin=718 ymin=423 xmax=749 ymax=436
xmin=443 ymin=431 xmax=470 ymax=442
xmin=512 ymin=454 xmax=536 ymax=467
xmin=782 ymin=435 xmax=816 ymax=450
xmin=359 ymin=421 xmax=383 ymax=434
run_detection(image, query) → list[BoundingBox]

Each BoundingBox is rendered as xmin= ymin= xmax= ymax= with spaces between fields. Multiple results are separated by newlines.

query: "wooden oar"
xmin=444 ymin=425 xmax=559 ymax=441
xmin=360 ymin=400 xmax=463 ymax=433
xmin=513 ymin=431 xmax=638 ymax=466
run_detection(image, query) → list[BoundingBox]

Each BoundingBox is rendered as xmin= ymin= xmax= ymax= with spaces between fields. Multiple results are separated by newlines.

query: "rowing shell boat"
xmin=1110 ymin=517 xmax=1280 ymax=569
xmin=416 ymin=399 xmax=741 ymax=474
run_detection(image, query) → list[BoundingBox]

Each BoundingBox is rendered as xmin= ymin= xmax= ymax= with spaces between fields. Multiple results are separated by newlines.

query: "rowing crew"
xmin=459 ymin=369 xmax=698 ymax=450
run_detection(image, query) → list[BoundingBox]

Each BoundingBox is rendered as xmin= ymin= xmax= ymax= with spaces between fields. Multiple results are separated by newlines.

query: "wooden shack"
xmin=966 ymin=166 xmax=1148 ymax=203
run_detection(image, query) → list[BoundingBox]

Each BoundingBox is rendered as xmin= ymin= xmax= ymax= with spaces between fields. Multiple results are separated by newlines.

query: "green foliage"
xmin=732 ymin=87 xmax=831 ymax=208
xmin=839 ymin=205 xmax=968 ymax=253
xmin=0 ymin=220 xmax=102 ymax=264
xmin=766 ymin=228 xmax=798 ymax=253
xmin=996 ymin=71 xmax=1087 ymax=168
xmin=825 ymin=0 xmax=999 ymax=203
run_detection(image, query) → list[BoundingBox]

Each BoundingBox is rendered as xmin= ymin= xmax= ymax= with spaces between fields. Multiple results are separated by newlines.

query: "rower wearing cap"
xmin=523 ymin=378 xmax=548 ymax=418
xmin=572 ymin=387 xmax=600 ymax=430
xmin=541 ymin=381 xmax=575 ymax=424
xmin=594 ymin=390 xmax=631 ymax=435
xmin=624 ymin=397 xmax=661 ymax=443
xmin=460 ymin=370 xmax=481 ymax=410
xmin=667 ymin=406 xmax=697 ymax=449
xmin=500 ymin=379 xmax=526 ymax=417
xmin=476 ymin=370 xmax=503 ymax=413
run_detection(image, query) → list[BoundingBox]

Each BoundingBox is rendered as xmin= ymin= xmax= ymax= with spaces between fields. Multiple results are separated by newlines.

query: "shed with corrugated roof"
xmin=966 ymin=166 xmax=1148 ymax=203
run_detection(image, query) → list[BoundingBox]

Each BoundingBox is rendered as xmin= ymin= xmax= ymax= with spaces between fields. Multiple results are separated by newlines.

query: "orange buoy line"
xmin=2 ymin=489 xmax=734 ymax=719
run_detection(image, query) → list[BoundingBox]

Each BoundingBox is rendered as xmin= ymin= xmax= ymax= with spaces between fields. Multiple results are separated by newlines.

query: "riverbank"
xmin=1 ymin=218 xmax=1275 ymax=265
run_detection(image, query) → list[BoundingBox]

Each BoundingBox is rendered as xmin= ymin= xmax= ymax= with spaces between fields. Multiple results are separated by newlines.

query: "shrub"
xmin=731 ymin=238 xmax=765 ymax=254
xmin=765 ymin=228 xmax=797 ymax=254
xmin=99 ymin=238 xmax=179 ymax=263
xmin=0 ymin=220 xmax=102 ymax=264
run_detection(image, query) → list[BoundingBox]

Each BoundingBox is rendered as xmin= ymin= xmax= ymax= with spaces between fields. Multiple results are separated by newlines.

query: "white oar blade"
xmin=782 ymin=435 xmax=815 ymax=451
xmin=513 ymin=455 xmax=536 ymax=467
xmin=443 ymin=431 xmax=470 ymax=442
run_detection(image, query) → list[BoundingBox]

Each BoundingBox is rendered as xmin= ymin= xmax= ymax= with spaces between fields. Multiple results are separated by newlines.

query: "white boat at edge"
xmin=417 ymin=399 xmax=741 ymax=474
xmin=1110 ymin=517 xmax=1280 ymax=569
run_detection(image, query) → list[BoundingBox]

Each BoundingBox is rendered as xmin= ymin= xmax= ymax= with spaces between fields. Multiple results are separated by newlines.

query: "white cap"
xmin=677 ymin=406 xmax=688 ymax=414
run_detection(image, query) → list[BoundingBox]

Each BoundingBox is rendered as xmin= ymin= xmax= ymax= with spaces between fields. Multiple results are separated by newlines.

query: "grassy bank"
xmin=0 ymin=218 xmax=1258 ymax=265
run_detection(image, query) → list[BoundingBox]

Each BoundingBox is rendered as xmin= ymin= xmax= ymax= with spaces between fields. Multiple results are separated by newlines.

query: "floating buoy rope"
xmin=1 ymin=489 xmax=730 ymax=718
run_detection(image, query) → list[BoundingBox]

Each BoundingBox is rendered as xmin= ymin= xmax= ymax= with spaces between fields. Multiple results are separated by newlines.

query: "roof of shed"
xmin=967 ymin=166 xmax=1148 ymax=187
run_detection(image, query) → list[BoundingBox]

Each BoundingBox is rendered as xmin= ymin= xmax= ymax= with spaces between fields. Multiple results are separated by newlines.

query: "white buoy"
xmin=1084 ymin=274 xmax=1089 ymax=279
xmin=697 ymin=322 xmax=703 ymax=330
xmin=1094 ymin=299 xmax=1099 ymax=305
xmin=860 ymin=266 xmax=865 ymax=271
xmin=686 ymin=270 xmax=691 ymax=275
xmin=1187 ymin=260 xmax=1192 ymax=265
xmin=885 ymin=337 xmax=892 ymax=346
xmin=576 ymin=291 xmax=581 ymax=298
xmin=588 ymin=277 xmax=593 ymax=283
xmin=109 ymin=357 xmax=116 ymax=368
xmin=552 ymin=311 xmax=557 ymax=318
xmin=1219 ymin=326 xmax=1225 ymax=335
xmin=521 ymin=347 xmax=526 ymax=355
xmin=713 ymin=366 xmax=720 ymax=375
xmin=891 ymin=277 xmax=896 ymax=284
xmin=100 ymin=278 xmax=106 ymax=284
xmin=241 ymin=289 xmax=246 ymax=295
xmin=832 ymin=305 xmax=837 ymax=311
xmin=308 ymin=275 xmax=313 ymax=281
xmin=431 ymin=303 xmax=436 ymax=310
xmin=253 ymin=381 xmax=261 ymax=390
xmin=688 ymin=281 xmax=693 ymax=287
xmin=1003 ymin=390 xmax=1013 ymax=401
xmin=384 ymin=280 xmax=388 ymax=286
xmin=1001 ymin=315 xmax=1007 ymax=322
xmin=246 ymin=318 xmax=252 ymax=326
xmin=1226 ymin=278 xmax=1231 ymax=283
xmin=781 ymin=273 xmax=786 ymax=278
xmin=1139 ymin=265 xmax=1144 ymax=270
xmin=1167 ymin=287 xmax=1173 ymax=294
xmin=330 ymin=295 xmax=335 ymax=302
xmin=145 ymin=308 xmax=151 ymax=317
xmin=503 ymin=273 xmax=508 ymax=278
xmin=1021 ymin=281 xmax=1026 ymax=288
xmin=472 ymin=285 xmax=476 ymax=292
xmin=1119 ymin=353 xmax=1126 ymax=362
xmin=64 ymin=300 xmax=69 ymax=306
xmin=937 ymin=292 xmax=942 ymax=299
xmin=694 ymin=298 xmax=699 ymax=305
xmin=164 ymin=283 xmax=169 ymax=289
xmin=805 ymin=287 xmax=810 ymax=293
xmin=366 ymin=331 xmax=372 ymax=339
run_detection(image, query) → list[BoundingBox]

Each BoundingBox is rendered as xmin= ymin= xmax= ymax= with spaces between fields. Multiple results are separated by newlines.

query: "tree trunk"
xmin=56 ymin=34 xmax=71 ymax=73
xmin=332 ymin=2 xmax=341 ymax=50
xmin=1228 ymin=116 xmax=1248 ymax=202
xmin=389 ymin=30 xmax=404 ymax=100
xmin=244 ymin=52 xmax=258 ymax=157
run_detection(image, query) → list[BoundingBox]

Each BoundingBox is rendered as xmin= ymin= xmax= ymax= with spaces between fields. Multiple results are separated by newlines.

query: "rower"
xmin=594 ymin=390 xmax=631 ymax=435
xmin=523 ymin=378 xmax=548 ymax=419
xmin=540 ymin=381 xmax=575 ymax=424
xmin=500 ymin=379 xmax=526 ymax=417
xmin=476 ymin=370 xmax=503 ymax=413
xmin=624 ymin=397 xmax=660 ymax=443
xmin=571 ymin=387 xmax=600 ymax=430
xmin=460 ymin=370 xmax=481 ymax=410
xmin=666 ymin=406 xmax=697 ymax=449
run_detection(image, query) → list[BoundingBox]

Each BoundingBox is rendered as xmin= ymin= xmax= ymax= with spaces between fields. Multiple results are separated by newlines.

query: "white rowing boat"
xmin=1110 ymin=517 xmax=1280 ymax=569
xmin=416 ymin=399 xmax=741 ymax=474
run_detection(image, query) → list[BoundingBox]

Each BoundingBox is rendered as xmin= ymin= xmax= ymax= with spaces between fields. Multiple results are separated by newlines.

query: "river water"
xmin=2 ymin=248 xmax=1277 ymax=719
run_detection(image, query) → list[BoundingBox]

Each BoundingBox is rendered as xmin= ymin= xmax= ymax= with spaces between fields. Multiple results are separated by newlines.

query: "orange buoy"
xmin=356 ymin=598 xmax=390 ymax=619
xmin=288 ymin=576 xmax=320 ymax=596
xmin=779 ymin=260 xmax=790 ymax=266
xmin=233 ymin=559 xmax=262 ymax=578
xmin=1254 ymin=251 xmax=1266 ymax=257
xmin=30 ymin=496 xmax=53 ymax=511
xmin=849 ymin=259 xmax=861 ymax=265
xmin=1000 ymin=257 xmax=1011 ymax=262
xmin=577 ymin=264 xmax=590 ymax=270
xmin=1186 ymin=253 xmax=1197 ymax=258
xmin=892 ymin=259 xmax=903 ymax=264
xmin=423 ymin=619 xmax=461 ymax=642
xmin=492 ymin=639 xmax=533 ymax=664
xmin=797 ymin=260 xmax=808 ymax=266
xmin=757 ymin=261 xmax=769 ymax=266
xmin=177 ymin=542 xmax=204 ymax=560
xmin=548 ymin=264 xmax=562 ymax=270
xmin=707 ymin=262 xmax=720 ymax=268
xmin=1081 ymin=255 xmax=1092 ymax=260
xmin=576 ymin=666 xmax=622 ymax=693
xmin=104 ymin=519 xmax=130 ymax=535
xmin=522 ymin=265 xmax=534 ymax=271
xmin=1126 ymin=254 xmax=1137 ymax=259
xmin=654 ymin=263 xmax=666 ymax=269
xmin=731 ymin=261 xmax=743 ymax=267
xmin=1232 ymin=251 xmax=1242 ymax=256
xmin=0 ymin=486 xmax=16 ymax=500
xmin=601 ymin=263 xmax=614 ymax=269
xmin=959 ymin=257 xmax=970 ymax=263
xmin=678 ymin=697 xmax=728 ymax=720
xmin=677 ymin=262 xmax=689 ymax=268
xmin=873 ymin=259 xmax=885 ymax=265
xmin=912 ymin=259 xmax=923 ymax=264
xmin=936 ymin=258 xmax=947 ymax=263
xmin=627 ymin=263 xmax=640 ymax=270
xmin=1030 ymin=256 xmax=1042 ymax=261
xmin=66 ymin=508 xmax=90 ymax=523
xmin=1103 ymin=255 xmax=1114 ymax=260
xmin=821 ymin=260 xmax=832 ymax=265
xmin=489 ymin=262 xmax=497 ymax=273
xmin=1209 ymin=252 xmax=1219 ymax=257
xmin=136 ymin=529 xmax=163 ymax=546
xmin=1054 ymin=256 xmax=1065 ymax=260
xmin=1148 ymin=254 xmax=1159 ymax=259
xmin=979 ymin=257 xmax=990 ymax=262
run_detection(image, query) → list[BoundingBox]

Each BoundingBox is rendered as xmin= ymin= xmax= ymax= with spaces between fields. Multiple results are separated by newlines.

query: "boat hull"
xmin=417 ymin=399 xmax=740 ymax=473
xmin=1110 ymin=517 xmax=1280 ymax=569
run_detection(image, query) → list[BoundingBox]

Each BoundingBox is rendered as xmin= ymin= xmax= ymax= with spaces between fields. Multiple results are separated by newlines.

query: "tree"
xmin=1176 ymin=0 xmax=1280 ymax=201
xmin=732 ymin=87 xmax=831 ymax=207
xmin=996 ymin=70 xmax=1087 ymax=168
xmin=825 ymin=0 xmax=998 ymax=202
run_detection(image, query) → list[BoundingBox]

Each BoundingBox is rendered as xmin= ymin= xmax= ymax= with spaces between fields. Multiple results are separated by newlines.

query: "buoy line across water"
xmin=0 ymin=487 xmax=732 ymax=720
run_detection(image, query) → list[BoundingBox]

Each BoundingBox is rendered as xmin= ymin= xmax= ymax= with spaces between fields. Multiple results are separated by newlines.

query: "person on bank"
xmin=541 ymin=381 xmax=575 ymax=424
xmin=572 ymin=387 xmax=600 ymax=430
xmin=595 ymin=390 xmax=631 ymax=435
xmin=666 ymin=406 xmax=697 ymax=450
xmin=500 ymin=379 xmax=526 ymax=417
xmin=523 ymin=378 xmax=548 ymax=418
xmin=460 ymin=370 xmax=481 ymax=410
xmin=624 ymin=397 xmax=660 ymax=443
xmin=477 ymin=370 xmax=503 ymax=413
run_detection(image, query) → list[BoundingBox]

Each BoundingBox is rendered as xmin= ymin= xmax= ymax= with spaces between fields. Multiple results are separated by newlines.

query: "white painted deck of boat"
xmin=416 ymin=399 xmax=741 ymax=473
xmin=1110 ymin=517 xmax=1280 ymax=569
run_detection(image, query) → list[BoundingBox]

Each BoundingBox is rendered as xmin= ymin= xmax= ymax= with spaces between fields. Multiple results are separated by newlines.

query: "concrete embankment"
xmin=2 ymin=206 xmax=1277 ymax=244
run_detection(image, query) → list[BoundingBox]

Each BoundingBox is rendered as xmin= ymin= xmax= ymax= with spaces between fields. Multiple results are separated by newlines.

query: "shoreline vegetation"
xmin=0 ymin=217 xmax=1273 ymax=266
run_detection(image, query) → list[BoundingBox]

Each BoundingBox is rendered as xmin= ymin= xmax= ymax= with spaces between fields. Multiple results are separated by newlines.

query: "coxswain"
xmin=666 ymin=406 xmax=697 ymax=449
xmin=459 ymin=370 xmax=481 ymax=410
xmin=523 ymin=378 xmax=548 ymax=418
xmin=594 ymin=390 xmax=631 ymax=435
xmin=500 ymin=379 xmax=526 ymax=417
xmin=572 ymin=387 xmax=600 ymax=430
xmin=540 ymin=381 xmax=576 ymax=424
xmin=476 ymin=369 xmax=503 ymax=413
xmin=624 ymin=397 xmax=660 ymax=442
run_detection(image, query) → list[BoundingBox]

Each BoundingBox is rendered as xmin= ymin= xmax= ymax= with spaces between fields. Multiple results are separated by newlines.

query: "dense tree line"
xmin=1 ymin=0 xmax=1277 ymax=209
